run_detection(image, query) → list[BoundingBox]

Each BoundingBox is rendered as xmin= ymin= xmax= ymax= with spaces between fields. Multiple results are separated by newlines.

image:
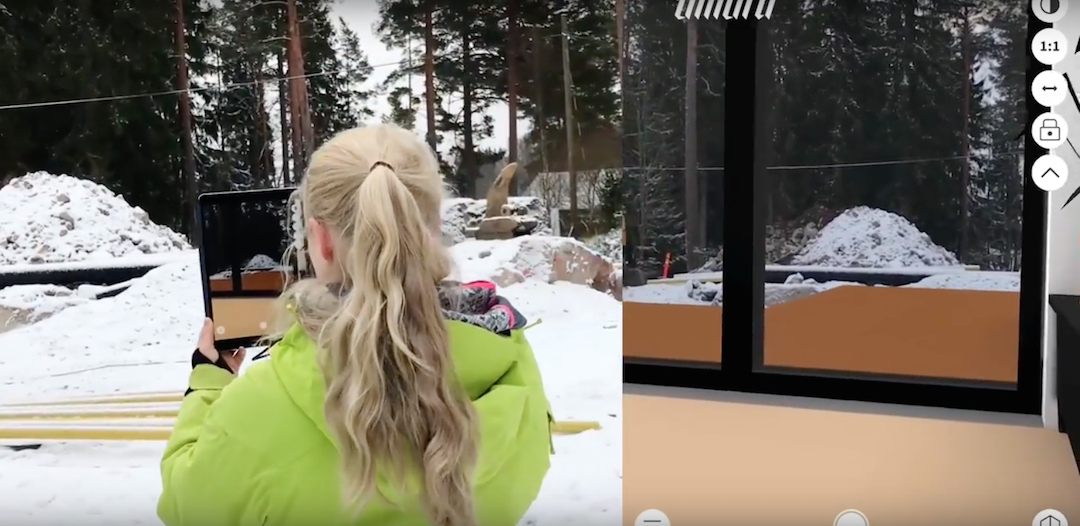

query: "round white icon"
xmin=1033 ymin=112 xmax=1068 ymax=150
xmin=1033 ymin=0 xmax=1068 ymax=23
xmin=1033 ymin=155 xmax=1069 ymax=192
xmin=834 ymin=509 xmax=869 ymax=526
xmin=1034 ymin=70 xmax=1069 ymax=108
xmin=1033 ymin=28 xmax=1069 ymax=65
xmin=1032 ymin=508 xmax=1068 ymax=526
xmin=634 ymin=509 xmax=671 ymax=526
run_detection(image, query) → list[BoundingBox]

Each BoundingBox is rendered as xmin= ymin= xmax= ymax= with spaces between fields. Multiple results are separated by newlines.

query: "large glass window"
xmin=747 ymin=1 xmax=1028 ymax=384
xmin=622 ymin=4 xmax=725 ymax=365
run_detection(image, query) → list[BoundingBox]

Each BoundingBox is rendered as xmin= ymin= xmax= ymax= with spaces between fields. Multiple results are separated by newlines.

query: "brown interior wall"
xmin=209 ymin=271 xmax=288 ymax=292
xmin=210 ymin=297 xmax=275 ymax=341
xmin=764 ymin=286 xmax=1019 ymax=382
xmin=623 ymin=286 xmax=1020 ymax=382
xmin=623 ymin=302 xmax=722 ymax=363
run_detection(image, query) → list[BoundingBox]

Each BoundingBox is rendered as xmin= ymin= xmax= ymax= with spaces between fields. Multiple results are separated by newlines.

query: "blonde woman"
xmin=158 ymin=124 xmax=553 ymax=526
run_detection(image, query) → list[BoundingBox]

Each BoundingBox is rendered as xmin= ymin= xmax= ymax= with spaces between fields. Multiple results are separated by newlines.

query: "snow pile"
xmin=0 ymin=172 xmax=190 ymax=266
xmin=212 ymin=254 xmax=283 ymax=278
xmin=583 ymin=229 xmax=622 ymax=263
xmin=243 ymin=254 xmax=279 ymax=270
xmin=905 ymin=271 xmax=1020 ymax=291
xmin=0 ymin=284 xmax=90 ymax=328
xmin=440 ymin=196 xmax=550 ymax=246
xmin=626 ymin=277 xmax=842 ymax=307
xmin=792 ymin=206 xmax=960 ymax=268
xmin=687 ymin=280 xmax=722 ymax=303
xmin=450 ymin=235 xmax=615 ymax=291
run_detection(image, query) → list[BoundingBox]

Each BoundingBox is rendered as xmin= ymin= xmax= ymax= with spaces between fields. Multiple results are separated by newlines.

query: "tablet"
xmin=197 ymin=188 xmax=302 ymax=350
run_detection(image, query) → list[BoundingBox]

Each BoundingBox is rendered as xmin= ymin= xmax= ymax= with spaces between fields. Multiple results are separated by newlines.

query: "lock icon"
xmin=1040 ymin=119 xmax=1062 ymax=141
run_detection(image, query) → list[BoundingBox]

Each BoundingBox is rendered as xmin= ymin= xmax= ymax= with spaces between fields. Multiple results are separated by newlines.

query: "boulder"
xmin=475 ymin=217 xmax=521 ymax=240
xmin=473 ymin=216 xmax=543 ymax=241
xmin=551 ymin=241 xmax=616 ymax=293
xmin=451 ymin=235 xmax=617 ymax=292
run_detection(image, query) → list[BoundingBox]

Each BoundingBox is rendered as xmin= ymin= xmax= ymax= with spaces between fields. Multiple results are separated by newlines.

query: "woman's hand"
xmin=197 ymin=318 xmax=246 ymax=374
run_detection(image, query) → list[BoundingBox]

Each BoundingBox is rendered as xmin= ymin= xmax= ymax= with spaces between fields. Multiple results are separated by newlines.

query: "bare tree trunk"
xmin=533 ymin=25 xmax=549 ymax=176
xmin=174 ymin=0 xmax=199 ymax=247
xmin=278 ymin=51 xmax=291 ymax=186
xmin=560 ymin=13 xmax=578 ymax=232
xmin=254 ymin=64 xmax=274 ymax=185
xmin=615 ymin=0 xmax=625 ymax=85
xmin=684 ymin=19 xmax=700 ymax=268
xmin=506 ymin=0 xmax=519 ymax=195
xmin=424 ymin=4 xmax=438 ymax=154
xmin=461 ymin=17 xmax=476 ymax=197
xmin=285 ymin=0 xmax=311 ymax=181
xmin=958 ymin=6 xmax=971 ymax=260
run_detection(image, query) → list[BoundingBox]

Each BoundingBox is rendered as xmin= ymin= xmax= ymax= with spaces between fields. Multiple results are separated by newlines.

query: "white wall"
xmin=1043 ymin=13 xmax=1080 ymax=429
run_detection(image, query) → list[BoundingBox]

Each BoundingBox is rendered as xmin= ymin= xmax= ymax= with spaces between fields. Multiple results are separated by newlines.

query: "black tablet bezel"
xmin=197 ymin=187 xmax=297 ymax=351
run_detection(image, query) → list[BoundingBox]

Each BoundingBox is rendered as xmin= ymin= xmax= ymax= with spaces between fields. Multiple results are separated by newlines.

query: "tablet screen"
xmin=198 ymin=188 xmax=299 ymax=349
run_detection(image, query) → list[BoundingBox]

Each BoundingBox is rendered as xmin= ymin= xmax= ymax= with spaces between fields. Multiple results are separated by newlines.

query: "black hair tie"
xmin=370 ymin=161 xmax=395 ymax=172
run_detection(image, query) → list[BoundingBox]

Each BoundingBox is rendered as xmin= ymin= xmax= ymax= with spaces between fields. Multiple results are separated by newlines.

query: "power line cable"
xmin=0 ymin=60 xmax=398 ymax=111
xmin=0 ymin=31 xmax=614 ymax=112
xmin=622 ymin=150 xmax=1024 ymax=172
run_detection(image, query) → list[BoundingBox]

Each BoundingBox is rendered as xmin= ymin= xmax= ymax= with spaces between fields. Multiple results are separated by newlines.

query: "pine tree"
xmin=301 ymin=4 xmax=374 ymax=145
xmin=0 ymin=0 xmax=213 ymax=231
xmin=199 ymin=0 xmax=373 ymax=190
xmin=623 ymin=0 xmax=687 ymax=274
xmin=376 ymin=0 xmax=619 ymax=196
xmin=199 ymin=0 xmax=278 ymax=190
xmin=386 ymin=85 xmax=420 ymax=128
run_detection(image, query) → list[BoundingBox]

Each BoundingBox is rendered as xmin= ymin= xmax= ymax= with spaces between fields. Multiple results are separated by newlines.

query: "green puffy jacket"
xmin=157 ymin=318 xmax=552 ymax=526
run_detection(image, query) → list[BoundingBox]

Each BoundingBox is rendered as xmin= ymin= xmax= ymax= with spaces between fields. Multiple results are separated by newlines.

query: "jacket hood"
xmin=269 ymin=280 xmax=532 ymax=443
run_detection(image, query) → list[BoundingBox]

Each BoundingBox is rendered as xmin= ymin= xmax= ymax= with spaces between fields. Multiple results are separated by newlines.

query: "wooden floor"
xmin=624 ymin=387 xmax=1080 ymax=525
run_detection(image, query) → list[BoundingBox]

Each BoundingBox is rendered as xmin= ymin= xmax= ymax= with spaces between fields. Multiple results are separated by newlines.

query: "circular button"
xmin=1033 ymin=154 xmax=1069 ymax=192
xmin=635 ymin=509 xmax=671 ymax=526
xmin=834 ymin=509 xmax=869 ymax=526
xmin=1033 ymin=70 xmax=1069 ymax=108
xmin=1032 ymin=28 xmax=1069 ymax=66
xmin=1032 ymin=0 xmax=1068 ymax=24
xmin=1033 ymin=509 xmax=1068 ymax=526
xmin=1033 ymin=112 xmax=1069 ymax=151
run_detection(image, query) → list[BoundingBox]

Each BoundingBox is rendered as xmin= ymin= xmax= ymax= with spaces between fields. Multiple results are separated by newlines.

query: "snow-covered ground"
xmin=0 ymin=254 xmax=621 ymax=525
xmin=0 ymin=175 xmax=622 ymax=525
xmin=627 ymin=205 xmax=1021 ymax=305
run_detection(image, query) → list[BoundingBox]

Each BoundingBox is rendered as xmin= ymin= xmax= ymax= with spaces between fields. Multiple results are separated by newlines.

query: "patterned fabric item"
xmin=323 ymin=280 xmax=527 ymax=335
xmin=439 ymin=281 xmax=528 ymax=335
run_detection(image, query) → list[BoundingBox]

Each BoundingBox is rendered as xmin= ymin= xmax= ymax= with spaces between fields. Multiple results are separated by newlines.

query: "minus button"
xmin=635 ymin=509 xmax=671 ymax=526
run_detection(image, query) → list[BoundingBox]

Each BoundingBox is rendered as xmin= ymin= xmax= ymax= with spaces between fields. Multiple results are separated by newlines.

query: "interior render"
xmin=622 ymin=3 xmax=1080 ymax=524
xmin=198 ymin=189 xmax=297 ymax=350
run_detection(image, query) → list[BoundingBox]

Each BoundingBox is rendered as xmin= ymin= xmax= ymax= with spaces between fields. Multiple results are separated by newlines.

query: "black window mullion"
xmin=1016 ymin=10 xmax=1051 ymax=413
xmin=721 ymin=19 xmax=766 ymax=376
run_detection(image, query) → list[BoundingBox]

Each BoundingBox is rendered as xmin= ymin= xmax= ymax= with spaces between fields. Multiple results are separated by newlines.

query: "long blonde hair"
xmin=270 ymin=124 xmax=478 ymax=526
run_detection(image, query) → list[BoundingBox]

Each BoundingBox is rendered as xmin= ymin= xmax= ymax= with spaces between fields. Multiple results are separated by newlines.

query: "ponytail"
xmin=267 ymin=129 xmax=480 ymax=526
xmin=314 ymin=160 xmax=478 ymax=526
